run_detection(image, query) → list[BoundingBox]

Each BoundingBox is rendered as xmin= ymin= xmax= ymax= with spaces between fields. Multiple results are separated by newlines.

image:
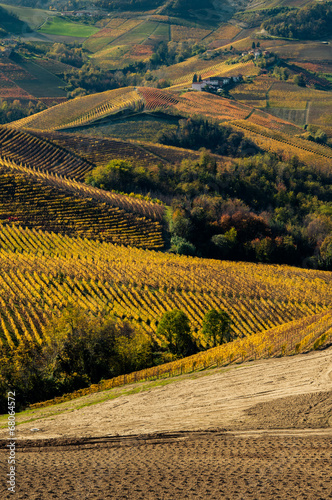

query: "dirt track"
xmin=0 ymin=348 xmax=331 ymax=499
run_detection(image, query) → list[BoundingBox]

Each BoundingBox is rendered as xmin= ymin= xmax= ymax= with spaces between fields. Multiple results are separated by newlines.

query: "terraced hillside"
xmin=0 ymin=125 xmax=94 ymax=181
xmin=11 ymin=87 xmax=144 ymax=131
xmin=0 ymin=223 xmax=331 ymax=352
xmin=0 ymin=158 xmax=165 ymax=249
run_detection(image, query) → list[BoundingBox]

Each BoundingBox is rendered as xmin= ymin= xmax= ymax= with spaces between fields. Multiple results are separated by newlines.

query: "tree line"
xmin=86 ymin=126 xmax=332 ymax=269
xmin=0 ymin=306 xmax=231 ymax=412
xmin=262 ymin=1 xmax=332 ymax=40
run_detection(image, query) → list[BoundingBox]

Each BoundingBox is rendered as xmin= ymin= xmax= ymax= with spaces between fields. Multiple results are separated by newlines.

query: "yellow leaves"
xmin=0 ymin=224 xmax=332 ymax=356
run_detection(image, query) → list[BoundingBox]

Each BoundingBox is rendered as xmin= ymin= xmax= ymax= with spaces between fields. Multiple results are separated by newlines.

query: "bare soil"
xmin=0 ymin=348 xmax=331 ymax=499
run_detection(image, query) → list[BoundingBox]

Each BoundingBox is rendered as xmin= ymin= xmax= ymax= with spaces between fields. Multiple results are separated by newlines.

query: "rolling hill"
xmin=0 ymin=0 xmax=331 ymax=427
xmin=0 ymin=222 xmax=331 ymax=351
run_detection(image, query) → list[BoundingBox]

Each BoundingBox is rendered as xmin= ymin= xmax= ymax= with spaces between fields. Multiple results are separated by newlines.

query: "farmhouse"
xmin=192 ymin=75 xmax=242 ymax=91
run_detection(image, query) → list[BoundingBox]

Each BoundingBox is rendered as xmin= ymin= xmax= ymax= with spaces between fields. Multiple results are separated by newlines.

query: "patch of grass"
xmin=83 ymin=114 xmax=178 ymax=142
xmin=320 ymin=73 xmax=332 ymax=83
xmin=39 ymin=16 xmax=99 ymax=38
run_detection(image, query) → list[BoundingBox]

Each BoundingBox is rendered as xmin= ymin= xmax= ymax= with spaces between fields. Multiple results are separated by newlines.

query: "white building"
xmin=192 ymin=75 xmax=242 ymax=91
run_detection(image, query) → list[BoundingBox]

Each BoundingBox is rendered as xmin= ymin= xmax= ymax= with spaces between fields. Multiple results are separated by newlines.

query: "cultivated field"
xmin=0 ymin=222 xmax=331 ymax=352
xmin=0 ymin=348 xmax=331 ymax=499
xmin=0 ymin=159 xmax=164 ymax=253
xmin=11 ymin=87 xmax=143 ymax=131
xmin=0 ymin=126 xmax=93 ymax=180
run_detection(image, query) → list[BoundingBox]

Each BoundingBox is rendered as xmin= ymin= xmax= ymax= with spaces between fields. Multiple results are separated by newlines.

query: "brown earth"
xmin=0 ymin=348 xmax=331 ymax=499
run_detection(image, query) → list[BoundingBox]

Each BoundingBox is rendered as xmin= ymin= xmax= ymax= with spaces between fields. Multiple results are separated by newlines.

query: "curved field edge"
xmin=0 ymin=156 xmax=165 ymax=222
xmin=0 ymin=223 xmax=332 ymax=347
xmin=25 ymin=310 xmax=332 ymax=410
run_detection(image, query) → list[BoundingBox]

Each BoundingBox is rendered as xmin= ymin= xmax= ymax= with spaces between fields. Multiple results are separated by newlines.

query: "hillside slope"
xmin=0 ymin=223 xmax=331 ymax=349
xmin=1 ymin=346 xmax=331 ymax=440
xmin=10 ymin=86 xmax=332 ymax=172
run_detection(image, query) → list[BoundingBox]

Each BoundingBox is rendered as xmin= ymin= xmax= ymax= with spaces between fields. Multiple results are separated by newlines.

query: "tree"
xmin=85 ymin=159 xmax=134 ymax=192
xmin=170 ymin=235 xmax=196 ymax=256
xmin=293 ymin=73 xmax=306 ymax=87
xmin=192 ymin=73 xmax=198 ymax=83
xmin=320 ymin=235 xmax=332 ymax=268
xmin=252 ymin=41 xmax=256 ymax=49
xmin=0 ymin=306 xmax=154 ymax=412
xmin=211 ymin=228 xmax=237 ymax=258
xmin=156 ymin=309 xmax=196 ymax=356
xmin=202 ymin=309 xmax=232 ymax=347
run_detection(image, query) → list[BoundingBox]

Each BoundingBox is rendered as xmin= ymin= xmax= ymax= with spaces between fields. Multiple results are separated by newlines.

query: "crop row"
xmin=0 ymin=125 xmax=93 ymax=181
xmin=0 ymin=164 xmax=164 ymax=250
xmin=175 ymin=92 xmax=250 ymax=121
xmin=11 ymin=87 xmax=138 ymax=131
xmin=170 ymin=25 xmax=212 ymax=42
xmin=57 ymin=90 xmax=144 ymax=130
xmin=1 ymin=156 xmax=165 ymax=221
xmin=0 ymin=225 xmax=331 ymax=351
xmin=233 ymin=120 xmax=332 ymax=161
xmin=138 ymin=87 xmax=179 ymax=110
xmin=35 ymin=131 xmax=166 ymax=170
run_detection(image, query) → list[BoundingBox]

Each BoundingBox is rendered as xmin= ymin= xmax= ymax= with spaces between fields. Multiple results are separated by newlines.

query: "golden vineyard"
xmin=1 ymin=224 xmax=331 ymax=350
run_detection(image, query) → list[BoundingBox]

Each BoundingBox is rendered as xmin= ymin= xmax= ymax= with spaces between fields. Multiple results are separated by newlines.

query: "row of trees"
xmin=0 ymin=306 xmax=232 ymax=412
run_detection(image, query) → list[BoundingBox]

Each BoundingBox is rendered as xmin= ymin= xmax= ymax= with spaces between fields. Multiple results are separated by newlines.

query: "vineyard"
xmin=170 ymin=25 xmax=212 ymax=42
xmin=36 ymin=131 xmax=222 ymax=170
xmin=231 ymin=119 xmax=332 ymax=173
xmin=10 ymin=87 xmax=142 ymax=131
xmin=0 ymin=224 xmax=331 ymax=354
xmin=137 ymin=87 xmax=179 ymax=110
xmin=205 ymin=23 xmax=242 ymax=48
xmin=174 ymin=92 xmax=251 ymax=121
xmin=88 ymin=20 xmax=169 ymax=68
xmin=0 ymin=158 xmax=164 ymax=250
xmin=9 ymin=81 xmax=332 ymax=176
xmin=9 ymin=87 xmax=180 ymax=132
xmin=35 ymin=131 xmax=169 ymax=169
xmin=0 ymin=154 xmax=164 ymax=218
xmin=0 ymin=73 xmax=34 ymax=100
xmin=0 ymin=126 xmax=94 ymax=181
xmin=84 ymin=19 xmax=143 ymax=53
xmin=167 ymin=59 xmax=259 ymax=88
xmin=0 ymin=58 xmax=35 ymax=81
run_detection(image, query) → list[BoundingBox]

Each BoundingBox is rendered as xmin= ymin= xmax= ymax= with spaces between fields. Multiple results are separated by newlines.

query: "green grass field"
xmin=38 ymin=16 xmax=99 ymax=38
